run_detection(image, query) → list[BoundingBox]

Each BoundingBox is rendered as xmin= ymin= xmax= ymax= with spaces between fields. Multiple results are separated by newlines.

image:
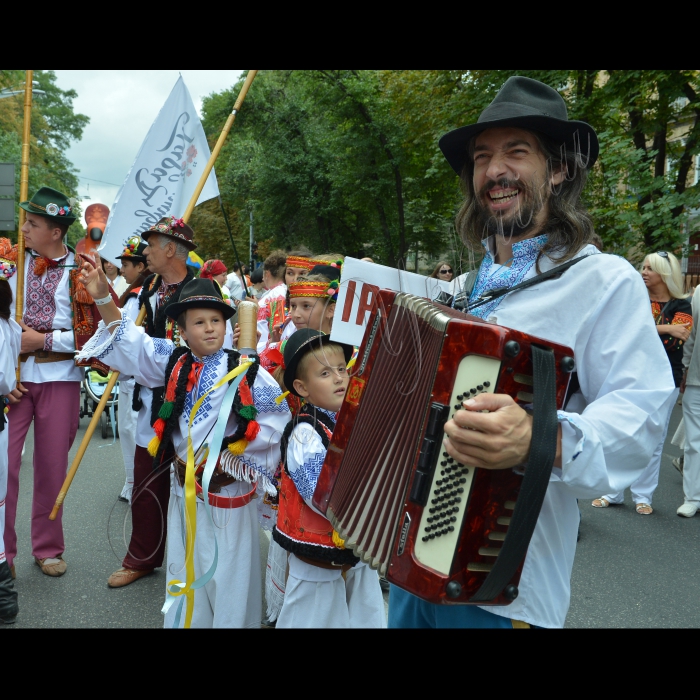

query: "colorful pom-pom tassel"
xmin=239 ymin=404 xmax=258 ymax=421
xmin=244 ymin=420 xmax=260 ymax=442
xmin=332 ymin=530 xmax=346 ymax=549
xmin=228 ymin=439 xmax=248 ymax=456
xmin=158 ymin=401 xmax=174 ymax=420
xmin=238 ymin=379 xmax=253 ymax=405
xmin=153 ymin=417 xmax=166 ymax=440
xmin=147 ymin=435 xmax=161 ymax=457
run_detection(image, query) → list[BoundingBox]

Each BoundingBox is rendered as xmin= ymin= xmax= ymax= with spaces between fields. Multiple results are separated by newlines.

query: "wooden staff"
xmin=50 ymin=70 xmax=259 ymax=520
xmin=15 ymin=70 xmax=33 ymax=380
xmin=182 ymin=70 xmax=257 ymax=222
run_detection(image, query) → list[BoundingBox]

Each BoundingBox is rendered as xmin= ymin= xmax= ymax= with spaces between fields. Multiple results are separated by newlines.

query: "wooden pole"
xmin=15 ymin=70 xmax=33 ymax=380
xmin=49 ymin=70 xmax=259 ymax=520
xmin=182 ymin=70 xmax=258 ymax=222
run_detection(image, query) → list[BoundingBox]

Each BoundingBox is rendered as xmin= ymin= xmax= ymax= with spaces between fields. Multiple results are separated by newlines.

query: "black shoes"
xmin=0 ymin=561 xmax=18 ymax=624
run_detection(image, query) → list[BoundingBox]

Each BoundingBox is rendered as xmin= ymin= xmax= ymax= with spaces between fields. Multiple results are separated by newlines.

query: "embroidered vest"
xmin=273 ymin=407 xmax=359 ymax=565
xmin=21 ymin=246 xmax=117 ymax=374
xmin=133 ymin=272 xmax=193 ymax=414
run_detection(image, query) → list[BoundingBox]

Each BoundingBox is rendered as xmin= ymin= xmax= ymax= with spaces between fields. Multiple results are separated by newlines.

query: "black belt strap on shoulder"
xmin=469 ymin=254 xmax=591 ymax=312
xmin=470 ymin=344 xmax=559 ymax=603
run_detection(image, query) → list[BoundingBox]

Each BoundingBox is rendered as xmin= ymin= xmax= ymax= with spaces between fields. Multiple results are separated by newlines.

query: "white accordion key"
xmin=413 ymin=354 xmax=501 ymax=575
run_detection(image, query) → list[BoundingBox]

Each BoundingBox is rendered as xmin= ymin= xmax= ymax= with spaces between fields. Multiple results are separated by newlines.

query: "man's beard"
xmin=475 ymin=177 xmax=545 ymax=241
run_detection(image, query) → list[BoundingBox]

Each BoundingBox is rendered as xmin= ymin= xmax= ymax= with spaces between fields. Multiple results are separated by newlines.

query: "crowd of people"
xmin=0 ymin=75 xmax=692 ymax=629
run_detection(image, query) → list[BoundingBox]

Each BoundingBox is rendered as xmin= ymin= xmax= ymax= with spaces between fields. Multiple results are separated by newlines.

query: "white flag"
xmin=99 ymin=76 xmax=219 ymax=264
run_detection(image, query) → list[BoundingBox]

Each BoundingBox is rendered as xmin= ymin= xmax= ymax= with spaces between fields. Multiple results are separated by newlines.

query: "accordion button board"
xmin=413 ymin=354 xmax=501 ymax=575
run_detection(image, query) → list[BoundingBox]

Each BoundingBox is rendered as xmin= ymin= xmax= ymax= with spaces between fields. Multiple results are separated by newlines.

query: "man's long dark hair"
xmin=455 ymin=130 xmax=596 ymax=267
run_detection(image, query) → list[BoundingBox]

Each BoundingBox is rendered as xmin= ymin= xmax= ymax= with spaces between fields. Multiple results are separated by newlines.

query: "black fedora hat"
xmin=283 ymin=328 xmax=353 ymax=397
xmin=166 ymin=278 xmax=235 ymax=321
xmin=439 ymin=76 xmax=599 ymax=175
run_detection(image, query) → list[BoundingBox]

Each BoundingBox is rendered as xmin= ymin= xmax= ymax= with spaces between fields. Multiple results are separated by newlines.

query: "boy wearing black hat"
xmin=272 ymin=328 xmax=385 ymax=628
xmin=79 ymin=255 xmax=290 ymax=627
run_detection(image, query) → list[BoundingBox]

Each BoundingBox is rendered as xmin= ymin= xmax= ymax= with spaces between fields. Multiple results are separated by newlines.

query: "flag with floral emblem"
xmin=99 ymin=76 xmax=219 ymax=264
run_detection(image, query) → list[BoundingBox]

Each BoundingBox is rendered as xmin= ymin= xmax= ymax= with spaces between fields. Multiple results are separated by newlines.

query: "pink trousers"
xmin=6 ymin=381 xmax=80 ymax=567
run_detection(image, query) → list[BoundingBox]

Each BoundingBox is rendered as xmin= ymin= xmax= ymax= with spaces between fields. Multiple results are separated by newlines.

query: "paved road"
xmin=566 ymin=402 xmax=700 ymax=628
xmin=2 ymin=400 xmax=697 ymax=628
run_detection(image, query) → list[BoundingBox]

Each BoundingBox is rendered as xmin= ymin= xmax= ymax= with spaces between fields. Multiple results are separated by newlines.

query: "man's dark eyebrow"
xmin=505 ymin=139 xmax=534 ymax=149
xmin=474 ymin=138 xmax=534 ymax=152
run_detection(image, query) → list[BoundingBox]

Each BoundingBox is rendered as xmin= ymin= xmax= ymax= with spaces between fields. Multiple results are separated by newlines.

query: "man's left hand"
xmin=443 ymin=393 xmax=533 ymax=470
xmin=20 ymin=322 xmax=48 ymax=353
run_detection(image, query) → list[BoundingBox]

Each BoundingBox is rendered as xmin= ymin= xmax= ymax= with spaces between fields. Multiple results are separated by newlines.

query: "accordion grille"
xmin=328 ymin=295 xmax=447 ymax=574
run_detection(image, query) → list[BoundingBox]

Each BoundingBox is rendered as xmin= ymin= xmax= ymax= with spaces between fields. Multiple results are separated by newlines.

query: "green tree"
xmin=0 ymin=70 xmax=89 ymax=243
xmin=200 ymin=70 xmax=700 ymax=270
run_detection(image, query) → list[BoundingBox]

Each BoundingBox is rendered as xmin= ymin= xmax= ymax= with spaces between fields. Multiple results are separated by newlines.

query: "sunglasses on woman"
xmin=440 ymin=268 xmax=453 ymax=274
xmin=657 ymin=251 xmax=669 ymax=259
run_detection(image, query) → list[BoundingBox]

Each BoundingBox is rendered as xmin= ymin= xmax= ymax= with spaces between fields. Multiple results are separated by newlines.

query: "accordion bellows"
xmin=313 ymin=291 xmax=573 ymax=606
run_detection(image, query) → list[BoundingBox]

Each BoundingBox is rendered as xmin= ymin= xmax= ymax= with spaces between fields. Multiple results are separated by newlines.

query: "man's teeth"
xmin=490 ymin=190 xmax=518 ymax=201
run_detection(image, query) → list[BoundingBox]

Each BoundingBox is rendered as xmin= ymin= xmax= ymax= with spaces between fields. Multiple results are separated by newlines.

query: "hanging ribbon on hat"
xmin=162 ymin=359 xmax=253 ymax=628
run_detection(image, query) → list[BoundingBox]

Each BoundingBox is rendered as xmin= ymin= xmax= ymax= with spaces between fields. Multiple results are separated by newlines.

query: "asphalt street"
xmin=2 ymin=398 xmax=697 ymax=629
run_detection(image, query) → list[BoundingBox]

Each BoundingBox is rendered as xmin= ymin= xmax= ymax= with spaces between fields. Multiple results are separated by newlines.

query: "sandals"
xmin=592 ymin=498 xmax=653 ymax=514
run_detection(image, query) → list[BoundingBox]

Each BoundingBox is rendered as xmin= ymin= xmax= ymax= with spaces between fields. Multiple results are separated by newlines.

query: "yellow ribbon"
xmin=166 ymin=360 xmax=252 ymax=628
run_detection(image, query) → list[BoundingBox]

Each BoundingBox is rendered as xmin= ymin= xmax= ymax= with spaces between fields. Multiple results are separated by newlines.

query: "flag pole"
xmin=49 ymin=70 xmax=259 ymax=520
xmin=15 ymin=69 xmax=33 ymax=380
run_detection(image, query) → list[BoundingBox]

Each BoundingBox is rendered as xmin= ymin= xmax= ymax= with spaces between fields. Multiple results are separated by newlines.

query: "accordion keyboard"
xmin=413 ymin=354 xmax=501 ymax=576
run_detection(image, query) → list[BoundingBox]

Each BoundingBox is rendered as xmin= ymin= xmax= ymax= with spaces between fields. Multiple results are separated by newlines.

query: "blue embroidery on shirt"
xmin=291 ymin=451 xmax=326 ymax=500
xmin=152 ymin=338 xmax=173 ymax=357
xmin=237 ymin=452 xmax=274 ymax=481
xmin=97 ymin=314 xmax=130 ymax=359
xmin=253 ymin=385 xmax=288 ymax=413
xmin=184 ymin=350 xmax=226 ymax=425
xmin=469 ymin=234 xmax=548 ymax=320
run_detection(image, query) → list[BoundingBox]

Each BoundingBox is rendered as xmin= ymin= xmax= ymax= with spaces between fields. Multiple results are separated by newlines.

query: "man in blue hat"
xmin=388 ymin=76 xmax=675 ymax=629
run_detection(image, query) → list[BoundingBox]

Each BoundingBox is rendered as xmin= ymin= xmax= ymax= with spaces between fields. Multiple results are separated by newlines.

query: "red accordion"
xmin=313 ymin=290 xmax=574 ymax=606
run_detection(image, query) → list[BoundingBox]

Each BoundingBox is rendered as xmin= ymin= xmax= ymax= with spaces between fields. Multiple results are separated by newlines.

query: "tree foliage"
xmin=199 ymin=70 xmax=700 ymax=270
xmin=0 ymin=70 xmax=89 ymax=245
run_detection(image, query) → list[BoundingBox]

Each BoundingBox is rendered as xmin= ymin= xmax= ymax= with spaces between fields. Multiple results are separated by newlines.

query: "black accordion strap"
xmin=468 ymin=254 xmax=591 ymax=311
xmin=470 ymin=344 xmax=559 ymax=603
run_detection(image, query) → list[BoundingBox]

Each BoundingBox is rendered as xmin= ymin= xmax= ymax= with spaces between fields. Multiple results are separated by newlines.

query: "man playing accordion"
xmin=388 ymin=76 xmax=675 ymax=628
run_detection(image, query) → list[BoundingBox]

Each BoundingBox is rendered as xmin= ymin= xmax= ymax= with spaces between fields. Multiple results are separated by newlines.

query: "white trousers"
xmin=604 ymin=387 xmax=679 ymax=505
xmin=164 ymin=475 xmax=262 ymax=629
xmin=118 ymin=383 xmax=137 ymax=503
xmin=682 ymin=385 xmax=700 ymax=505
xmin=0 ymin=420 xmax=7 ymax=564
xmin=276 ymin=553 xmax=386 ymax=628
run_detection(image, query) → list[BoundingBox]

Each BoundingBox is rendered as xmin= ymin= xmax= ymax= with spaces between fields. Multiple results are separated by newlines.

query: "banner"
xmin=99 ymin=76 xmax=219 ymax=264
xmin=330 ymin=257 xmax=452 ymax=347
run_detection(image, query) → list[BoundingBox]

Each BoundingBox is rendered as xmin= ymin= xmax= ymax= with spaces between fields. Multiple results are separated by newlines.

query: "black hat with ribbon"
xmin=439 ymin=76 xmax=599 ymax=175
xmin=166 ymin=278 xmax=235 ymax=321
xmin=283 ymin=328 xmax=353 ymax=397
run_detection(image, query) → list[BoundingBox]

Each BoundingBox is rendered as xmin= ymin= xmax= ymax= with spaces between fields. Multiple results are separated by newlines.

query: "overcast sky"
xmin=53 ymin=70 xmax=243 ymax=225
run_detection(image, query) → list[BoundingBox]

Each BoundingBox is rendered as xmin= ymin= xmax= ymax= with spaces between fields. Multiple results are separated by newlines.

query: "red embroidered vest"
xmin=273 ymin=408 xmax=358 ymax=565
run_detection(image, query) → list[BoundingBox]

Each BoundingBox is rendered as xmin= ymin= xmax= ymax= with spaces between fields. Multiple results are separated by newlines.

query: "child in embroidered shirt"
xmin=78 ymin=256 xmax=290 ymax=628
xmin=272 ymin=328 xmax=386 ymax=628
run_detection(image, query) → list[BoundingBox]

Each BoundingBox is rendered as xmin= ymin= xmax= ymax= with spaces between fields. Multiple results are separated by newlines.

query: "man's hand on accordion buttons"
xmin=443 ymin=393 xmax=533 ymax=470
